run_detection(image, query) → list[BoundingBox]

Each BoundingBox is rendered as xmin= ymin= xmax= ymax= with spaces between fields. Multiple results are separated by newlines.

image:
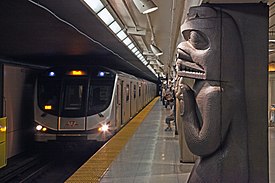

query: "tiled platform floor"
xmin=100 ymin=99 xmax=275 ymax=183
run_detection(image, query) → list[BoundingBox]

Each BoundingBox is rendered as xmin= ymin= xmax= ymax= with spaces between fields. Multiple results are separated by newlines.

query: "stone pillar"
xmin=213 ymin=4 xmax=269 ymax=182
xmin=176 ymin=3 xmax=268 ymax=183
xmin=221 ymin=4 xmax=269 ymax=183
xmin=0 ymin=64 xmax=3 ymax=118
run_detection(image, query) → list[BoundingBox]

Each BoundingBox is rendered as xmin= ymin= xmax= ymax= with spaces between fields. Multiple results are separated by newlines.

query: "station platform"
xmin=66 ymin=97 xmax=275 ymax=183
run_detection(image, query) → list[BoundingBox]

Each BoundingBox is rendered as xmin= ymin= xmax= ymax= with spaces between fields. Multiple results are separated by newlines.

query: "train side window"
xmin=38 ymin=78 xmax=61 ymax=114
xmin=126 ymin=84 xmax=129 ymax=101
xmin=139 ymin=84 xmax=141 ymax=97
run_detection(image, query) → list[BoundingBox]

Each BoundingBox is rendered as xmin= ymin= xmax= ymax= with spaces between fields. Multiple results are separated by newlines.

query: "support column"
xmin=0 ymin=64 xmax=6 ymax=168
xmin=0 ymin=64 xmax=3 ymax=117
xmin=176 ymin=3 xmax=268 ymax=182
xmin=214 ymin=4 xmax=269 ymax=182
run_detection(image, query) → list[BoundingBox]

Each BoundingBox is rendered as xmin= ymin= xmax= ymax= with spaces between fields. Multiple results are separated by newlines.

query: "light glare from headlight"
xmin=36 ymin=125 xmax=43 ymax=131
xmin=102 ymin=124 xmax=109 ymax=131
xmin=98 ymin=124 xmax=109 ymax=132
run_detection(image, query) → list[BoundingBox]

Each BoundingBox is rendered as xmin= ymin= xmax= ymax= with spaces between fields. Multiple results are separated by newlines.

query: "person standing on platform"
xmin=162 ymin=86 xmax=166 ymax=105
xmin=165 ymin=102 xmax=175 ymax=131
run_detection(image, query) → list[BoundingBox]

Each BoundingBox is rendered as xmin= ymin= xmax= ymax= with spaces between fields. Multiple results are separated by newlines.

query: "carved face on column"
xmin=177 ymin=6 xmax=243 ymax=83
xmin=177 ymin=6 xmax=220 ymax=81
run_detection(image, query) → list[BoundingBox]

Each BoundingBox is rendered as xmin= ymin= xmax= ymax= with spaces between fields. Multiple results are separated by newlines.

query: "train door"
xmin=135 ymin=82 xmax=138 ymax=112
xmin=143 ymin=83 xmax=146 ymax=106
xmin=137 ymin=82 xmax=141 ymax=111
xmin=121 ymin=81 xmax=126 ymax=124
xmin=59 ymin=78 xmax=88 ymax=131
xmin=116 ymin=80 xmax=122 ymax=127
xmin=131 ymin=83 xmax=137 ymax=115
xmin=139 ymin=82 xmax=142 ymax=108
xmin=122 ymin=82 xmax=130 ymax=123
xmin=130 ymin=81 xmax=133 ymax=117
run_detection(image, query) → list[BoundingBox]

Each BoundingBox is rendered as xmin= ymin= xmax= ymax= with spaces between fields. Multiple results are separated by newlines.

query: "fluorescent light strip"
xmin=131 ymin=47 xmax=138 ymax=53
xmin=128 ymin=43 xmax=135 ymax=50
xmin=97 ymin=8 xmax=114 ymax=25
xmin=143 ymin=61 xmax=148 ymax=65
xmin=84 ymin=0 xmax=104 ymax=13
xmin=109 ymin=21 xmax=122 ymax=34
xmin=123 ymin=37 xmax=132 ymax=46
xmin=116 ymin=30 xmax=127 ymax=40
xmin=83 ymin=0 xmax=154 ymax=76
xmin=135 ymin=51 xmax=141 ymax=56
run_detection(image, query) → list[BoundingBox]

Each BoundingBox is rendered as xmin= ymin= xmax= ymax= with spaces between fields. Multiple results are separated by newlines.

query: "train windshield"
xmin=37 ymin=68 xmax=115 ymax=117
xmin=37 ymin=78 xmax=61 ymax=114
xmin=87 ymin=79 xmax=114 ymax=115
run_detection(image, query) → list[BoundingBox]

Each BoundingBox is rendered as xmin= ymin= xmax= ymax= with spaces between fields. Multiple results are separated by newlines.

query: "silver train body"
xmin=34 ymin=66 xmax=156 ymax=142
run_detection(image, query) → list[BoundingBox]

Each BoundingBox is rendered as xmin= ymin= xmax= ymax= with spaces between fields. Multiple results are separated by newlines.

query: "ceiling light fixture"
xmin=83 ymin=0 xmax=154 ymax=75
xmin=132 ymin=0 xmax=158 ymax=14
xmin=143 ymin=51 xmax=155 ymax=56
xmin=127 ymin=27 xmax=146 ymax=36
xmin=83 ymin=0 xmax=104 ymax=13
xmin=150 ymin=44 xmax=163 ymax=56
xmin=97 ymin=8 xmax=115 ymax=25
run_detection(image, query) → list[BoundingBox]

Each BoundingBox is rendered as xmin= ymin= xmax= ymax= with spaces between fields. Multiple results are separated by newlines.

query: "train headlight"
xmin=98 ymin=124 xmax=109 ymax=132
xmin=36 ymin=125 xmax=47 ymax=132
xmin=36 ymin=125 xmax=43 ymax=131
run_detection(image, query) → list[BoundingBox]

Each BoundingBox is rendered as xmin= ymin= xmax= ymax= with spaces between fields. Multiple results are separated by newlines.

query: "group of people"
xmin=161 ymin=85 xmax=176 ymax=132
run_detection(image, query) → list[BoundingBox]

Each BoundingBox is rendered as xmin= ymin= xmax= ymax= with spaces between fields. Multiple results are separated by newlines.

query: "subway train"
xmin=34 ymin=66 xmax=157 ymax=142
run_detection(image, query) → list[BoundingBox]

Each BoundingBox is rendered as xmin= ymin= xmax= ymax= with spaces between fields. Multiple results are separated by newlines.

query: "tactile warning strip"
xmin=65 ymin=97 xmax=159 ymax=183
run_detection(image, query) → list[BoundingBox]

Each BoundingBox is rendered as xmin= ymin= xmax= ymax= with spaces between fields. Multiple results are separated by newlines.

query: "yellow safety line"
xmin=65 ymin=97 xmax=159 ymax=183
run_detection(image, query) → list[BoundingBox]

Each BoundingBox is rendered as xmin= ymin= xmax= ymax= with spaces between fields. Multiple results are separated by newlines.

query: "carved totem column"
xmin=176 ymin=4 xmax=268 ymax=183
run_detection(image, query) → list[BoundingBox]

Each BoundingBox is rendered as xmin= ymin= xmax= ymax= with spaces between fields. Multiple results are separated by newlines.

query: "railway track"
xmin=0 ymin=153 xmax=51 ymax=183
xmin=0 ymin=142 xmax=102 ymax=183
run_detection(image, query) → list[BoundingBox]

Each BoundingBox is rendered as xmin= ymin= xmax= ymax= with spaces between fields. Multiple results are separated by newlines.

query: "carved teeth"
xmin=177 ymin=59 xmax=205 ymax=76
xmin=181 ymin=65 xmax=205 ymax=75
xmin=176 ymin=58 xmax=205 ymax=77
xmin=182 ymin=70 xmax=204 ymax=75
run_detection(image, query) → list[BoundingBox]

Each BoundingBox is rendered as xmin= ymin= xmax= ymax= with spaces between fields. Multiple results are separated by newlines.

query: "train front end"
xmin=34 ymin=66 xmax=116 ymax=142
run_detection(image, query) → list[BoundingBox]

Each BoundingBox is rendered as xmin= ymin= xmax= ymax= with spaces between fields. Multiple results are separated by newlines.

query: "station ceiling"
xmin=0 ymin=0 xmax=273 ymax=82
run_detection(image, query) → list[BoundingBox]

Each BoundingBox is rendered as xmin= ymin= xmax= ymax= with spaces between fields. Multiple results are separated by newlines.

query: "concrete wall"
xmin=4 ymin=65 xmax=35 ymax=158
